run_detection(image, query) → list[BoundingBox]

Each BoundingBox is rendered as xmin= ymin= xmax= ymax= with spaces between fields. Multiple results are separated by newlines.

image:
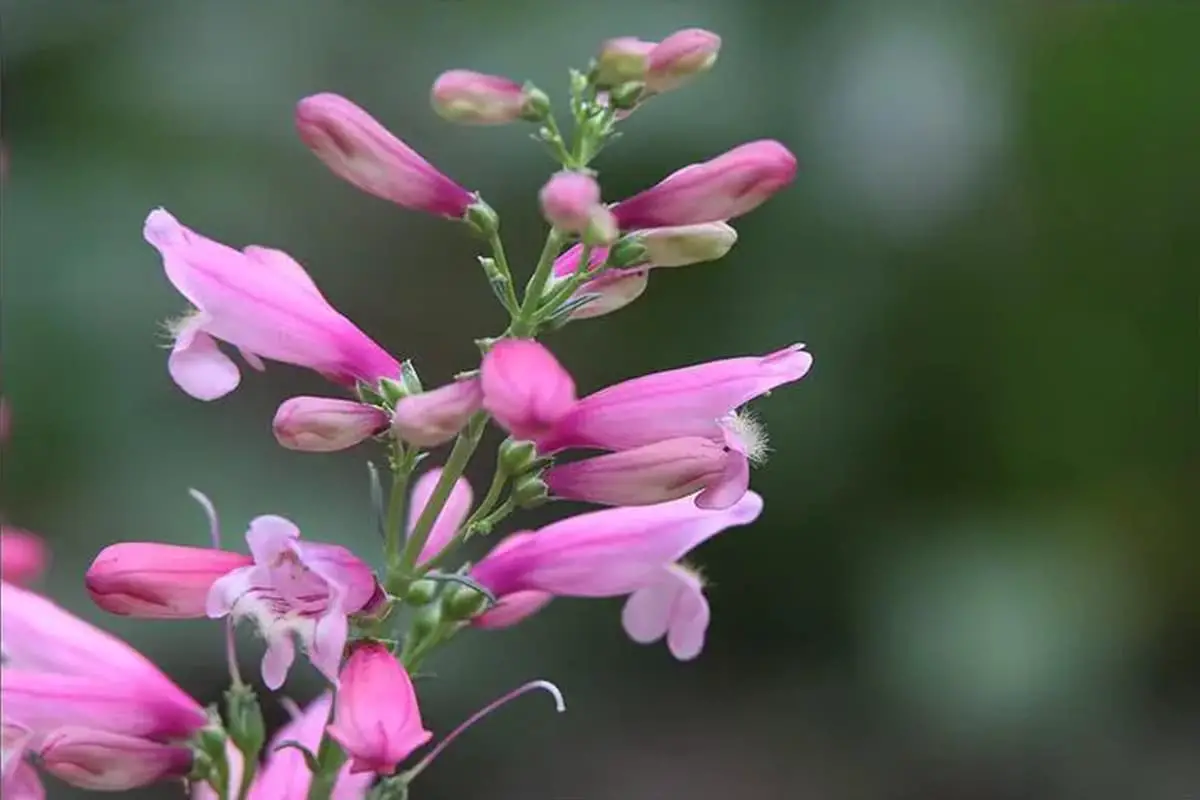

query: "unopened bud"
xmin=400 ymin=360 xmax=423 ymax=395
xmin=432 ymin=70 xmax=530 ymax=126
xmin=645 ymin=28 xmax=721 ymax=94
xmin=594 ymin=37 xmax=657 ymax=87
xmin=392 ymin=378 xmax=483 ymax=448
xmin=225 ymin=686 xmax=265 ymax=757
xmin=512 ymin=474 xmax=550 ymax=508
xmin=376 ymin=377 xmax=408 ymax=406
xmin=410 ymin=602 xmax=442 ymax=641
xmin=405 ymin=579 xmax=438 ymax=606
xmin=582 ymin=206 xmax=619 ymax=246
xmin=639 ymin=222 xmax=738 ymax=267
xmin=499 ymin=438 xmax=539 ymax=475
xmin=539 ymin=171 xmax=602 ymax=234
xmin=273 ymin=397 xmax=388 ymax=453
xmin=444 ymin=584 xmax=489 ymax=620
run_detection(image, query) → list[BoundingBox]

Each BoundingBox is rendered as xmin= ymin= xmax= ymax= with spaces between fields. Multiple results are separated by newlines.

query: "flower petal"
xmin=409 ymin=469 xmax=474 ymax=566
xmin=261 ymin=633 xmax=297 ymax=691
xmin=168 ymin=319 xmax=240 ymax=401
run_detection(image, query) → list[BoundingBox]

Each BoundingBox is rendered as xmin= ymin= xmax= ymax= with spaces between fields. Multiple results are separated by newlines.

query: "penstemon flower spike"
xmin=27 ymin=25 xmax=811 ymax=797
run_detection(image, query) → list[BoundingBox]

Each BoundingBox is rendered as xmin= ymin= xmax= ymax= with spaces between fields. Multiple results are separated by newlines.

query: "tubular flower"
xmin=145 ymin=209 xmax=400 ymax=401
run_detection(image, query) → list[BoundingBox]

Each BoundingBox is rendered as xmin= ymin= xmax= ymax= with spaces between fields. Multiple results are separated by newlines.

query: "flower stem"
xmin=512 ymin=228 xmax=567 ymax=336
xmin=384 ymin=447 xmax=417 ymax=577
xmin=485 ymin=231 xmax=520 ymax=313
xmin=396 ymin=413 xmax=487 ymax=586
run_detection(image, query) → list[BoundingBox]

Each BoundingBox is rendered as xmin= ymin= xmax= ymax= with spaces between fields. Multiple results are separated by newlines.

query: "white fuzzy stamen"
xmin=724 ymin=408 xmax=771 ymax=466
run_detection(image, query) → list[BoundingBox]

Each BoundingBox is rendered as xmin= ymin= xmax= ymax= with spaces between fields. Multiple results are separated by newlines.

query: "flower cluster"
xmin=3 ymin=27 xmax=809 ymax=798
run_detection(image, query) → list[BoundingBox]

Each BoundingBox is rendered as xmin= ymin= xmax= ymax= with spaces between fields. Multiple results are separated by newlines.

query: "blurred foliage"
xmin=1 ymin=1 xmax=1197 ymax=798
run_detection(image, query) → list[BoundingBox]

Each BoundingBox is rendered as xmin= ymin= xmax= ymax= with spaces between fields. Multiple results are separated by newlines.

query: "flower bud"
xmin=611 ymin=140 xmax=797 ymax=229
xmin=295 ymin=93 xmax=475 ymax=218
xmin=405 ymin=579 xmax=438 ymax=606
xmin=431 ymin=70 xmax=529 ymax=125
xmin=0 ymin=527 xmax=47 ymax=585
xmin=594 ymin=37 xmax=657 ymax=87
xmin=444 ymin=584 xmax=489 ymax=621
xmin=480 ymin=339 xmax=577 ymax=441
xmin=86 ymin=542 xmax=252 ymax=618
xmin=606 ymin=237 xmax=649 ymax=269
xmin=328 ymin=642 xmax=433 ymax=775
xmin=544 ymin=437 xmax=738 ymax=507
xmin=473 ymin=590 xmax=554 ymax=629
xmin=608 ymin=81 xmax=645 ymax=110
xmin=539 ymin=171 xmax=602 ymax=233
xmin=273 ymin=396 xmax=387 ymax=453
xmin=38 ymin=728 xmax=193 ymax=791
xmin=464 ymin=199 xmax=501 ymax=238
xmin=638 ymin=221 xmax=738 ymax=267
xmin=498 ymin=439 xmax=538 ymax=475
xmin=511 ymin=474 xmax=550 ymax=508
xmin=392 ymin=378 xmax=483 ymax=448
xmin=645 ymin=28 xmax=722 ymax=93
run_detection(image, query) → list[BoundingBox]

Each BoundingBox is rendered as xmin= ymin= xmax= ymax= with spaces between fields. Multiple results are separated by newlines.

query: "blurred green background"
xmin=2 ymin=2 xmax=1197 ymax=798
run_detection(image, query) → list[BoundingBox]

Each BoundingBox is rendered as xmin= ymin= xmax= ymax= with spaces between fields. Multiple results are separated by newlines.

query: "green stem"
xmin=235 ymin=761 xmax=256 ymax=800
xmin=384 ymin=447 xmax=416 ymax=576
xmin=485 ymin=231 xmax=520 ymax=312
xmin=466 ymin=464 xmax=508 ymax=528
xmin=542 ymin=114 xmax=575 ymax=167
xmin=397 ymin=413 xmax=487 ymax=581
xmin=513 ymin=228 xmax=567 ymax=336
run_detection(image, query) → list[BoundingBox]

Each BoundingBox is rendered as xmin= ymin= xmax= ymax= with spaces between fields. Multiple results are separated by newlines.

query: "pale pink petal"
xmin=261 ymin=634 xmax=297 ymax=691
xmin=238 ymin=347 xmax=267 ymax=371
xmin=296 ymin=543 xmax=378 ymax=613
xmin=246 ymin=516 xmax=302 ymax=564
xmin=694 ymin=451 xmax=749 ymax=510
xmin=242 ymin=245 xmax=326 ymax=299
xmin=621 ymin=565 xmax=710 ymax=660
xmin=409 ymin=469 xmax=474 ymax=566
xmin=308 ymin=608 xmax=349 ymax=684
xmin=168 ymin=321 xmax=240 ymax=401
xmin=205 ymin=566 xmax=256 ymax=618
xmin=621 ymin=577 xmax=675 ymax=644
xmin=665 ymin=570 xmax=710 ymax=661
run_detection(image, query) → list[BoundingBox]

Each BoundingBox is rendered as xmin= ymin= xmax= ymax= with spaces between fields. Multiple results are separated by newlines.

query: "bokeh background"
xmin=2 ymin=2 xmax=1197 ymax=798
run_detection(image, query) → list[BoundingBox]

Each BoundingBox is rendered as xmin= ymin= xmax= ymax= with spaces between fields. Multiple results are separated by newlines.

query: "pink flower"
xmin=327 ymin=641 xmax=433 ymax=775
xmin=539 ymin=171 xmax=601 ymax=233
xmin=86 ymin=542 xmax=252 ymax=618
xmin=1 ymin=733 xmax=45 ymax=800
xmin=0 ymin=528 xmax=47 ymax=585
xmin=0 ymin=582 xmax=206 ymax=726
xmin=296 ymin=93 xmax=475 ymax=217
xmin=431 ymin=70 xmax=530 ymax=125
xmin=480 ymin=339 xmax=577 ymax=441
xmin=145 ymin=209 xmax=400 ymax=401
xmin=547 ymin=222 xmax=738 ymax=320
xmin=593 ymin=36 xmax=658 ymax=86
xmin=206 ymin=516 xmax=380 ymax=689
xmin=544 ymin=436 xmax=746 ymax=509
xmin=470 ymin=492 xmax=763 ymax=659
xmin=407 ymin=468 xmax=474 ymax=566
xmin=273 ymin=396 xmax=388 ymax=452
xmin=36 ymin=728 xmax=192 ymax=791
xmin=192 ymin=693 xmax=372 ymax=800
xmin=645 ymin=28 xmax=722 ymax=93
xmin=610 ymin=140 xmax=797 ymax=229
xmin=538 ymin=343 xmax=812 ymax=452
xmin=391 ymin=378 xmax=483 ymax=448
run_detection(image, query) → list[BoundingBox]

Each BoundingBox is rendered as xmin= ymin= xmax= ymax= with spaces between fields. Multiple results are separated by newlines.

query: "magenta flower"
xmin=192 ymin=693 xmax=372 ymax=799
xmin=539 ymin=171 xmax=601 ymax=233
xmin=544 ymin=436 xmax=746 ymax=509
xmin=407 ymin=468 xmax=474 ymax=566
xmin=273 ymin=396 xmax=388 ymax=453
xmin=431 ymin=70 xmax=530 ymax=125
xmin=391 ymin=377 xmax=483 ymax=448
xmin=645 ymin=28 xmax=722 ymax=93
xmin=547 ymin=222 xmax=738 ymax=320
xmin=296 ymin=93 xmax=475 ymax=217
xmin=1 ymin=734 xmax=43 ymax=800
xmin=327 ymin=641 xmax=433 ymax=775
xmin=470 ymin=492 xmax=763 ymax=659
xmin=610 ymin=140 xmax=797 ymax=229
xmin=205 ymin=516 xmax=380 ymax=689
xmin=37 ymin=728 xmax=192 ymax=792
xmin=480 ymin=339 xmax=577 ymax=441
xmin=0 ymin=527 xmax=47 ymax=586
xmin=86 ymin=542 xmax=252 ymax=619
xmin=145 ymin=209 xmax=400 ymax=401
